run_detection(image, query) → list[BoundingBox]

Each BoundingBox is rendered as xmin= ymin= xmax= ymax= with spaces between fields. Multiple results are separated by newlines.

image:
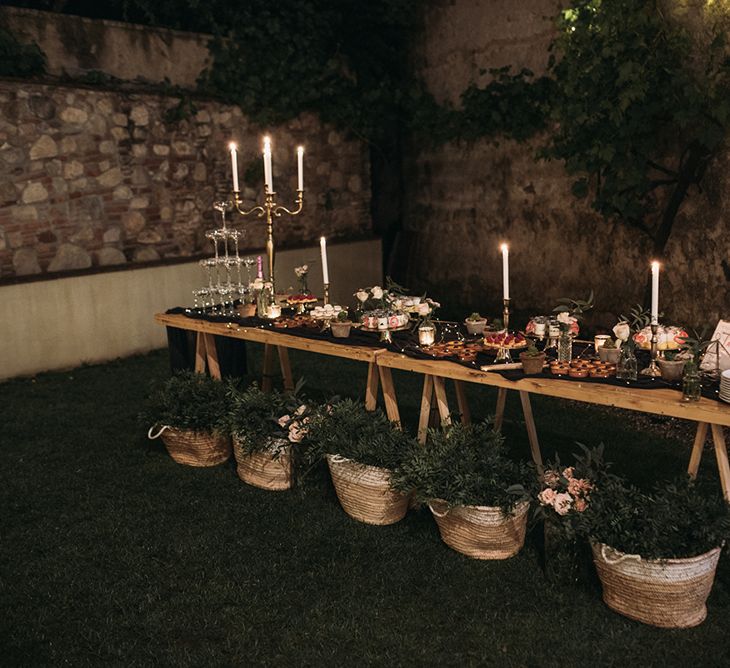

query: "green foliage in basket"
xmin=390 ymin=422 xmax=533 ymax=510
xmin=467 ymin=312 xmax=484 ymax=322
xmin=577 ymin=474 xmax=730 ymax=560
xmin=225 ymin=381 xmax=313 ymax=456
xmin=141 ymin=371 xmax=228 ymax=433
xmin=305 ymin=399 xmax=414 ymax=471
xmin=336 ymin=309 xmax=351 ymax=323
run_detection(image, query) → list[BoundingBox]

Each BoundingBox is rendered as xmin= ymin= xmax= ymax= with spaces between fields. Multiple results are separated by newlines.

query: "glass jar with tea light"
xmin=418 ymin=324 xmax=436 ymax=346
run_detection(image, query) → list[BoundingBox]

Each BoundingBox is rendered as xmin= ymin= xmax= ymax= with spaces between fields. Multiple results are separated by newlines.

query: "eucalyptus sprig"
xmin=553 ymin=291 xmax=594 ymax=320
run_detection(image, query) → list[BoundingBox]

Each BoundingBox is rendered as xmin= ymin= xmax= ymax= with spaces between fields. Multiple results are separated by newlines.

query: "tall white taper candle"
xmin=229 ymin=142 xmax=239 ymax=192
xmin=651 ymin=261 xmax=660 ymax=325
xmin=500 ymin=243 xmax=509 ymax=300
xmin=297 ymin=146 xmax=304 ymax=191
xmin=320 ymin=236 xmax=329 ymax=285
xmin=263 ymin=136 xmax=273 ymax=192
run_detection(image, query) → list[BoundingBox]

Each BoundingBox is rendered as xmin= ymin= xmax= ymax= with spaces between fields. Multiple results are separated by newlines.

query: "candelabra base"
xmin=495 ymin=346 xmax=514 ymax=364
xmin=640 ymin=362 xmax=662 ymax=377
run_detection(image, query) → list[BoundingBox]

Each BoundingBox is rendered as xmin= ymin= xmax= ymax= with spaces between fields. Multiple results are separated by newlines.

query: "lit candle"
xmin=500 ymin=243 xmax=509 ymax=300
xmin=263 ymin=136 xmax=273 ymax=192
xmin=256 ymin=255 xmax=263 ymax=279
xmin=297 ymin=146 xmax=304 ymax=191
xmin=651 ymin=260 xmax=660 ymax=325
xmin=229 ymin=142 xmax=239 ymax=192
xmin=320 ymin=236 xmax=329 ymax=285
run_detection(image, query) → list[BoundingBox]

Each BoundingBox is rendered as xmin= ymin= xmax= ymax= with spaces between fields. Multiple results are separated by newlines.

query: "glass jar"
xmin=557 ymin=331 xmax=572 ymax=362
xmin=682 ymin=362 xmax=702 ymax=402
xmin=616 ymin=344 xmax=638 ymax=381
xmin=418 ymin=324 xmax=436 ymax=346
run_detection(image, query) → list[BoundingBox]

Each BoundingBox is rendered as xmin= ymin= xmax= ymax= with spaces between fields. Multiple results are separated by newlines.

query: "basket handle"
xmin=147 ymin=424 xmax=170 ymax=440
xmin=428 ymin=500 xmax=450 ymax=518
xmin=600 ymin=544 xmax=640 ymax=565
xmin=329 ymin=454 xmax=348 ymax=464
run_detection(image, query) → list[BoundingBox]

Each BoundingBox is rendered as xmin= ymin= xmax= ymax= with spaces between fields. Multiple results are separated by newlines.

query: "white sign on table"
xmin=701 ymin=319 xmax=730 ymax=372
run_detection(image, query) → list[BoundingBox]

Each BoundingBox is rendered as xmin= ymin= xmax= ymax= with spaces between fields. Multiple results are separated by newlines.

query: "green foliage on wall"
xmin=543 ymin=0 xmax=730 ymax=251
xmin=0 ymin=27 xmax=46 ymax=78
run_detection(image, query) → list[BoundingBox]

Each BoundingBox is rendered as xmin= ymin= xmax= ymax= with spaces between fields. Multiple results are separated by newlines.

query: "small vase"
xmin=557 ymin=331 xmax=572 ymax=363
xmin=682 ymin=363 xmax=702 ymax=402
xmin=298 ymin=276 xmax=309 ymax=295
xmin=616 ymin=345 xmax=638 ymax=381
xmin=418 ymin=325 xmax=436 ymax=346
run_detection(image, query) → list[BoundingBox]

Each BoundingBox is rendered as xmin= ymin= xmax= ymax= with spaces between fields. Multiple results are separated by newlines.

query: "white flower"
xmin=371 ymin=286 xmax=384 ymax=300
xmin=356 ymin=290 xmax=369 ymax=303
xmin=295 ymin=404 xmax=307 ymax=415
xmin=417 ymin=303 xmax=431 ymax=316
xmin=613 ymin=321 xmax=630 ymax=342
xmin=288 ymin=423 xmax=305 ymax=443
xmin=556 ymin=311 xmax=572 ymax=325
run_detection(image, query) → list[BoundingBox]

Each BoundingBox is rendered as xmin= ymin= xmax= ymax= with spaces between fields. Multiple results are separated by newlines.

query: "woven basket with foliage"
xmin=233 ymin=437 xmax=292 ymax=491
xmin=429 ymin=499 xmax=530 ymax=559
xmin=591 ymin=542 xmax=722 ymax=628
xmin=149 ymin=425 xmax=231 ymax=467
xmin=327 ymin=454 xmax=409 ymax=525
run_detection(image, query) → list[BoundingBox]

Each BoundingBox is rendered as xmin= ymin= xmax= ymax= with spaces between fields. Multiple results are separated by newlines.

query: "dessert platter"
xmin=420 ymin=340 xmax=484 ymax=363
xmin=549 ymin=359 xmax=617 ymax=378
xmin=483 ymin=331 xmax=528 ymax=350
xmin=286 ymin=293 xmax=319 ymax=314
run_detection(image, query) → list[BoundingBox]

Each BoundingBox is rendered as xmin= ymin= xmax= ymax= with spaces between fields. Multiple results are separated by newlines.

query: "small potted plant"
xmin=225 ymin=382 xmax=311 ymax=490
xmin=306 ymin=399 xmax=416 ymax=525
xmin=465 ymin=312 xmax=488 ymax=336
xmin=519 ymin=342 xmax=546 ymax=375
xmin=578 ymin=473 xmax=729 ymax=628
xmin=330 ymin=309 xmax=353 ymax=338
xmin=143 ymin=371 xmax=231 ymax=467
xmin=657 ymin=349 xmax=686 ymax=383
xmin=597 ymin=338 xmax=621 ymax=364
xmin=391 ymin=422 xmax=533 ymax=559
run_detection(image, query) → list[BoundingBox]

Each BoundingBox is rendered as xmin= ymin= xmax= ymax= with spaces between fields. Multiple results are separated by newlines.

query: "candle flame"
xmin=320 ymin=236 xmax=326 ymax=243
xmin=297 ymin=145 xmax=305 ymax=155
xmin=263 ymin=136 xmax=271 ymax=151
xmin=500 ymin=243 xmax=509 ymax=253
xmin=651 ymin=260 xmax=660 ymax=270
xmin=228 ymin=141 xmax=237 ymax=151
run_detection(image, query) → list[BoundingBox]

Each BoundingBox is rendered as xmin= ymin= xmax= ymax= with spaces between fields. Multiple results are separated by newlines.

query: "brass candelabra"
xmin=496 ymin=297 xmax=512 ymax=362
xmin=232 ymin=188 xmax=304 ymax=296
xmin=323 ymin=283 xmax=330 ymax=306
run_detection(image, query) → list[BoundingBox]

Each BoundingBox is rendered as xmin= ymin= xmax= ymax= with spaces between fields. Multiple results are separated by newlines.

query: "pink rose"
xmin=562 ymin=467 xmax=575 ymax=480
xmin=417 ymin=303 xmax=431 ymax=316
xmin=574 ymin=498 xmax=588 ymax=512
xmin=538 ymin=488 xmax=557 ymax=506
xmin=554 ymin=492 xmax=573 ymax=516
xmin=288 ymin=423 xmax=305 ymax=443
xmin=543 ymin=470 xmax=560 ymax=488
xmin=525 ymin=320 xmax=536 ymax=334
xmin=277 ymin=414 xmax=291 ymax=427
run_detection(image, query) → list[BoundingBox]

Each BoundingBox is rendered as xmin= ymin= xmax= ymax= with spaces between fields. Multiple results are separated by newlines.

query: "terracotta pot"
xmin=598 ymin=346 xmax=621 ymax=364
xmin=331 ymin=321 xmax=352 ymax=338
xmin=520 ymin=352 xmax=546 ymax=375
xmin=658 ymin=358 xmax=686 ymax=383
xmin=465 ymin=319 xmax=487 ymax=336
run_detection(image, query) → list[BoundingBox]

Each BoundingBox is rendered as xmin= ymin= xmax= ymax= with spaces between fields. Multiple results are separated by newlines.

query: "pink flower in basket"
xmin=553 ymin=492 xmax=573 ymax=516
xmin=277 ymin=414 xmax=291 ymax=427
xmin=562 ymin=466 xmax=575 ymax=479
xmin=543 ymin=470 xmax=560 ymax=488
xmin=288 ymin=422 xmax=306 ymax=443
xmin=574 ymin=498 xmax=588 ymax=512
xmin=538 ymin=488 xmax=557 ymax=506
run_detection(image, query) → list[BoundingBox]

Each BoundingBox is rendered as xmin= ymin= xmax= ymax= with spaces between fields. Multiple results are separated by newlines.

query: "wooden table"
xmin=376 ymin=351 xmax=730 ymax=499
xmin=154 ymin=313 xmax=400 ymax=420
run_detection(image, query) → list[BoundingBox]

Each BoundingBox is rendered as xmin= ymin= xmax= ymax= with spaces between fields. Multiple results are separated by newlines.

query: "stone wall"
xmin=405 ymin=0 xmax=729 ymax=328
xmin=0 ymin=79 xmax=370 ymax=280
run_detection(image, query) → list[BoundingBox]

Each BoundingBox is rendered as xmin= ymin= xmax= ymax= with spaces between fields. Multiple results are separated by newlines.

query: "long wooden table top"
xmin=155 ymin=312 xmax=384 ymax=363
xmin=377 ymin=351 xmax=730 ymax=427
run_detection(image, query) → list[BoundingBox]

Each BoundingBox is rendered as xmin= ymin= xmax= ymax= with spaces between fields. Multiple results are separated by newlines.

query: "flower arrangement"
xmin=539 ymin=465 xmax=593 ymax=516
xmin=553 ymin=292 xmax=594 ymax=336
xmin=293 ymin=264 xmax=310 ymax=295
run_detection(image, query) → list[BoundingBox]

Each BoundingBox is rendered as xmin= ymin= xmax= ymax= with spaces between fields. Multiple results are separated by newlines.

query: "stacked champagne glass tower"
xmin=190 ymin=200 xmax=257 ymax=316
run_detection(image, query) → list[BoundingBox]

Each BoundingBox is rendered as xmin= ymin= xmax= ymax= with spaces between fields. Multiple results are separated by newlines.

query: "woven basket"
xmin=149 ymin=425 xmax=231 ymax=467
xmin=429 ymin=500 xmax=529 ymax=559
xmin=233 ymin=437 xmax=292 ymax=491
xmin=326 ymin=454 xmax=409 ymax=525
xmin=591 ymin=542 xmax=722 ymax=628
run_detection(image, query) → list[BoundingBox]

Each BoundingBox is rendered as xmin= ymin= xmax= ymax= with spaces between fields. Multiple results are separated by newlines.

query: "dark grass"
xmin=1 ymin=347 xmax=729 ymax=667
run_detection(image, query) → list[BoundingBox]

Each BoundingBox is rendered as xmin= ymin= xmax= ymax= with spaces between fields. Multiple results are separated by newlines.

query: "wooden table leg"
xmin=194 ymin=332 xmax=207 ymax=374
xmin=261 ymin=343 xmax=276 ymax=392
xmin=365 ymin=362 xmax=380 ymax=411
xmin=378 ymin=366 xmax=401 ymax=427
xmin=418 ymin=375 xmax=434 ymax=444
xmin=688 ymin=422 xmax=709 ymax=479
xmin=204 ymin=334 xmax=222 ymax=380
xmin=453 ymin=380 xmax=471 ymax=425
xmin=519 ymin=391 xmax=543 ymax=472
xmin=277 ymin=346 xmax=294 ymax=391
xmin=433 ymin=376 xmax=451 ymax=426
xmin=494 ymin=387 xmax=507 ymax=432
xmin=710 ymin=424 xmax=730 ymax=501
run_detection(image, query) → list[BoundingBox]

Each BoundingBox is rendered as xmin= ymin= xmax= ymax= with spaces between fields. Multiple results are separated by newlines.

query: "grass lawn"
xmin=1 ymin=346 xmax=728 ymax=667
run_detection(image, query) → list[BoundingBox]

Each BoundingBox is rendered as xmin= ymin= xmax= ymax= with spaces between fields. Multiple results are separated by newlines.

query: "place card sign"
xmin=701 ymin=319 xmax=730 ymax=373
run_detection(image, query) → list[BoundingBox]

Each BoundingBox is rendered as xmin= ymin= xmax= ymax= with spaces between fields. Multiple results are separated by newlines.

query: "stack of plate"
xmin=720 ymin=369 xmax=730 ymax=403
